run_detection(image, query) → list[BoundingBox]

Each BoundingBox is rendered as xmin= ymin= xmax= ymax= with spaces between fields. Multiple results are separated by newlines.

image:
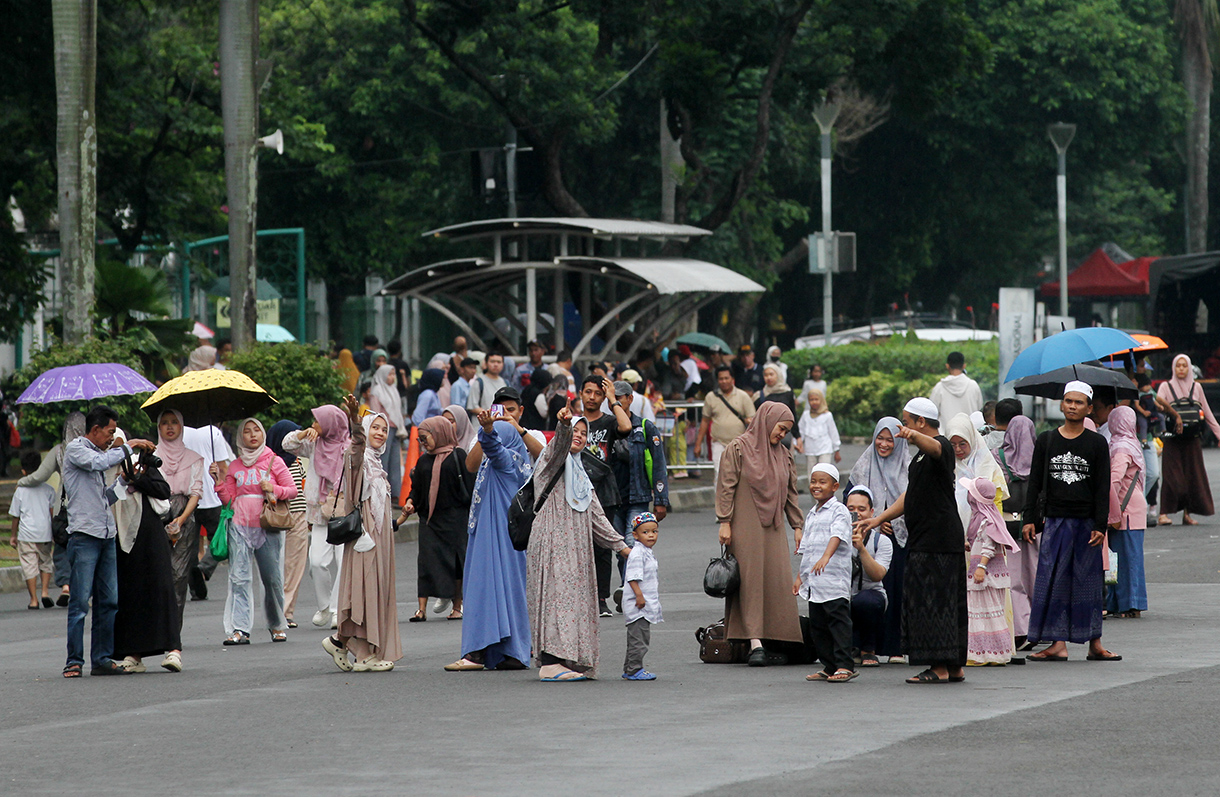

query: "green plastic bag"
xmin=210 ymin=503 xmax=234 ymax=562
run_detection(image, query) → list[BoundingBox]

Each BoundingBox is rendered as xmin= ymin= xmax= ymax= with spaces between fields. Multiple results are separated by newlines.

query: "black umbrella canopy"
xmin=1012 ymin=363 xmax=1137 ymax=400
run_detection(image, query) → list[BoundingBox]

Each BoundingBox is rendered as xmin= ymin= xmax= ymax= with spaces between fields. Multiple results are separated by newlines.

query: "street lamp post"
xmin=1048 ymin=122 xmax=1076 ymax=318
xmin=813 ymin=101 xmax=840 ymax=348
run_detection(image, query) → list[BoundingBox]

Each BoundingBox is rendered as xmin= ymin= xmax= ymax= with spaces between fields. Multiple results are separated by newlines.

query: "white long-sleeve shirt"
xmin=798 ymin=411 xmax=840 ymax=456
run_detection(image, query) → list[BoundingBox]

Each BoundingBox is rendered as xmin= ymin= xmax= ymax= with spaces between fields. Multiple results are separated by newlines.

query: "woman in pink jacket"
xmin=1104 ymin=406 xmax=1146 ymax=619
xmin=216 ymin=418 xmax=298 ymax=645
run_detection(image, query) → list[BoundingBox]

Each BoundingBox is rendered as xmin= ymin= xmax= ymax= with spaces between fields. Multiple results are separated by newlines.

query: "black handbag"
xmin=507 ymin=466 xmax=566 ymax=552
xmin=703 ymin=546 xmax=740 ymax=598
xmin=51 ymin=505 xmax=69 ymax=547
xmin=325 ymin=463 xmax=363 ymax=546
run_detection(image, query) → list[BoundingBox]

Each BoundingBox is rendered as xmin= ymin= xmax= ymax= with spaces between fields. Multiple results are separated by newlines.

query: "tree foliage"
xmin=225 ymin=342 xmax=346 ymax=430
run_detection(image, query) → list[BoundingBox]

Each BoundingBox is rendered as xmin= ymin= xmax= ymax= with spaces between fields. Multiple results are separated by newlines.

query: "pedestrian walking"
xmin=268 ymin=421 xmax=310 ymax=628
xmin=156 ymin=411 xmax=206 ymax=628
xmin=1104 ymin=406 xmax=1147 ymax=619
xmin=215 ymin=418 xmax=296 ymax=646
xmin=930 ymin=351 xmax=983 ymax=421
xmin=1156 ymin=354 xmax=1220 ymax=525
xmin=794 ymin=388 xmax=841 ymax=476
xmin=8 ymin=451 xmax=56 ymax=609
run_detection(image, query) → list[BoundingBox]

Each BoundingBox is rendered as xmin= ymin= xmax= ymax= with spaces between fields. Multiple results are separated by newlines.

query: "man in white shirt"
xmin=466 ymin=353 xmax=509 ymax=412
xmin=182 ymin=424 xmax=234 ymax=602
xmin=930 ymin=351 xmax=983 ymax=421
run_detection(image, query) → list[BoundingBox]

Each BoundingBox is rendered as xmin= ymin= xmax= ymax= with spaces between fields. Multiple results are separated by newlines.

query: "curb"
xmin=0 ymin=485 xmax=717 ymax=593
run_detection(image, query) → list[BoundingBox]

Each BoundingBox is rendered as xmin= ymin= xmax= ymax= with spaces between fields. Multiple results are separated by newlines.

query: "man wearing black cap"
xmin=731 ymin=344 xmax=765 ymax=397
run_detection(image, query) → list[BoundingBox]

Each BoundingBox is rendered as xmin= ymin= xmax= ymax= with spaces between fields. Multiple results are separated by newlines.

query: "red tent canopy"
xmin=1041 ymin=248 xmax=1152 ymax=298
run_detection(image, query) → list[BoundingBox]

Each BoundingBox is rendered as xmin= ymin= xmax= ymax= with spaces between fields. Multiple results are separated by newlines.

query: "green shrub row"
xmin=226 ymin=342 xmax=347 ymax=430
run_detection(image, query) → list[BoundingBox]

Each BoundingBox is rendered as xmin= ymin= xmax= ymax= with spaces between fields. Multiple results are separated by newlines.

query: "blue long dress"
xmin=460 ymin=421 xmax=533 ymax=668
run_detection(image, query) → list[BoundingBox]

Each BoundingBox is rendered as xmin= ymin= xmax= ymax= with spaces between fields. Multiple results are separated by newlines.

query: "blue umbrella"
xmin=1004 ymin=327 xmax=1140 ymax=383
xmin=256 ymin=324 xmax=296 ymax=343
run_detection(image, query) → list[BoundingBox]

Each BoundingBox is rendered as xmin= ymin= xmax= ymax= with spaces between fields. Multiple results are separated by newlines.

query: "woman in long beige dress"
xmin=322 ymin=396 xmax=402 ymax=673
xmin=527 ymin=407 xmax=628 ymax=681
xmin=716 ymin=401 xmax=804 ymax=665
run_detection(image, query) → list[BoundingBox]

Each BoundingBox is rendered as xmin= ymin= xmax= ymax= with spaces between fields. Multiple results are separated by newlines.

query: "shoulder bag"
xmin=260 ymin=497 xmax=293 ymax=531
xmin=507 ymin=464 xmax=566 ymax=552
xmin=996 ymin=447 xmax=1028 ymax=516
xmin=326 ymin=461 xmax=364 ymax=546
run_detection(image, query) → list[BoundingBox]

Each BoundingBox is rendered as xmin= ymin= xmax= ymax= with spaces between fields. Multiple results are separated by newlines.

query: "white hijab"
xmin=945 ymin=412 xmax=1009 ymax=528
xmin=368 ymin=364 xmax=406 ymax=430
xmin=359 ymin=412 xmax=391 ymax=526
xmin=565 ymin=417 xmax=594 ymax=512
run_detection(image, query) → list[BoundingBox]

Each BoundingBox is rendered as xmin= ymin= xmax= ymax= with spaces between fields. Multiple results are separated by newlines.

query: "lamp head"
xmin=1047 ymin=122 xmax=1076 ymax=154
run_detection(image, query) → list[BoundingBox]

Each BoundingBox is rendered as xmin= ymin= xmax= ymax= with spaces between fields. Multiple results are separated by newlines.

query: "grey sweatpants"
xmin=624 ymin=618 xmax=651 ymax=674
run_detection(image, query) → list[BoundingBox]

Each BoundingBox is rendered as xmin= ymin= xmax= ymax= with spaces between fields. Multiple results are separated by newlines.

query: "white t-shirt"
xmin=851 ymin=528 xmax=893 ymax=602
xmin=622 ymin=544 xmax=662 ymax=624
xmin=9 ymin=483 xmax=55 ymax=543
xmin=797 ymin=497 xmax=853 ymax=603
xmin=182 ymin=425 xmax=236 ymax=510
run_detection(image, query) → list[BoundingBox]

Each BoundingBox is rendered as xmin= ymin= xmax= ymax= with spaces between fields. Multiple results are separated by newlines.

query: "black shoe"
xmin=613 ymin=588 xmax=623 ymax=614
xmin=747 ymin=647 xmax=767 ymax=667
xmin=57 ymin=593 xmax=70 ymax=607
xmin=598 ymin=600 xmax=613 ymax=618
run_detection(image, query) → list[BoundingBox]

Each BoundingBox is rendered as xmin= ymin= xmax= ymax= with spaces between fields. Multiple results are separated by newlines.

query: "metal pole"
xmin=1057 ymin=149 xmax=1068 ymax=317
xmin=505 ymin=122 xmax=517 ymax=219
xmin=526 ymin=267 xmax=537 ymax=343
xmin=296 ymin=229 xmax=306 ymax=341
xmin=821 ymin=128 xmax=833 ymax=348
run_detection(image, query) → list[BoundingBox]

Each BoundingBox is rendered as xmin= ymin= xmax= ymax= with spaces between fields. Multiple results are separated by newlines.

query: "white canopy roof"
xmin=553 ymin=256 xmax=763 ymax=295
xmin=422 ymin=217 xmax=712 ymax=242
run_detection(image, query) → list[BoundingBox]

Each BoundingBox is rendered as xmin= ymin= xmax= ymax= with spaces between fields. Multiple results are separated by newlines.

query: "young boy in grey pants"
xmin=622 ymin=512 xmax=662 ymax=681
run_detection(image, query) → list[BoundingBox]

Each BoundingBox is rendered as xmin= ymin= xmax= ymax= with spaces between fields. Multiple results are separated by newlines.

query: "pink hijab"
xmin=962 ymin=477 xmax=1019 ymax=552
xmin=312 ymin=404 xmax=351 ymax=493
xmin=155 ymin=409 xmax=204 ymax=497
xmin=418 ymin=416 xmax=457 ymax=524
xmin=1159 ymin=353 xmax=1220 ymax=438
xmin=1107 ymin=406 xmax=1143 ymax=466
xmin=235 ymin=418 xmax=268 ymax=467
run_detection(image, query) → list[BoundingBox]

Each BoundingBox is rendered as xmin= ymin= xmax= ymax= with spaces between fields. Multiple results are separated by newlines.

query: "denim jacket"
xmin=613 ymin=415 xmax=670 ymax=508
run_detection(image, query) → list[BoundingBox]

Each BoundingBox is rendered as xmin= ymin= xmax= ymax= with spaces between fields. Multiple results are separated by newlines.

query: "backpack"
xmin=1165 ymin=383 xmax=1205 ymax=439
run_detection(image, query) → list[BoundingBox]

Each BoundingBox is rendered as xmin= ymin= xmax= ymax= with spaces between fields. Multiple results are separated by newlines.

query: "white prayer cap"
xmin=903 ymin=397 xmax=939 ymax=421
xmin=1063 ymin=380 xmax=1094 ymax=400
xmin=810 ymin=463 xmax=840 ymax=482
xmin=970 ymin=410 xmax=986 ymax=431
xmin=847 ymin=484 xmax=874 ymax=503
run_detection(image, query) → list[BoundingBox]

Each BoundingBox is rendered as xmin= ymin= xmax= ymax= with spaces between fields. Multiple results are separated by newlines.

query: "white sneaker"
xmin=431 ymin=598 xmax=452 ymax=615
xmin=312 ymin=610 xmax=329 ymax=627
xmin=121 ymin=656 xmax=146 ymax=673
xmin=352 ymin=656 xmax=394 ymax=672
xmin=161 ymin=651 xmax=182 ymax=672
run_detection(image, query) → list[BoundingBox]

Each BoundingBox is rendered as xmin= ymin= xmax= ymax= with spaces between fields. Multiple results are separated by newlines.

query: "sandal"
xmin=41 ymin=597 xmax=54 ymax=608
xmin=444 ymin=658 xmax=485 ymax=672
xmin=447 ymin=610 xmax=463 ymax=621
xmin=271 ymin=630 xmax=287 ymax=642
xmin=1086 ymin=650 xmax=1122 ymax=661
xmin=828 ymin=669 xmax=858 ymax=683
xmin=906 ymin=668 xmax=949 ymax=684
xmin=860 ymin=655 xmax=880 ymax=667
xmin=286 ymin=620 xmax=298 ymax=629
xmin=805 ymin=671 xmax=831 ymax=681
xmin=62 ymin=663 xmax=82 ymax=679
xmin=408 ymin=610 xmax=426 ymax=623
xmin=223 ymin=631 xmax=250 ymax=646
xmin=540 ymin=668 xmax=587 ymax=682
xmin=322 ymin=636 xmax=353 ymax=672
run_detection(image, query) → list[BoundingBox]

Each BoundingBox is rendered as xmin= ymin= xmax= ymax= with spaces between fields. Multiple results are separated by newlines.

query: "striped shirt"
xmin=288 ymin=459 xmax=308 ymax=515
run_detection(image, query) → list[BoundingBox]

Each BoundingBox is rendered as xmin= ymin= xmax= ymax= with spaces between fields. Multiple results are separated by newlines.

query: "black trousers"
xmin=594 ymin=546 xmax=612 ymax=601
xmin=808 ymin=598 xmax=854 ymax=673
xmin=851 ymin=589 xmax=886 ymax=654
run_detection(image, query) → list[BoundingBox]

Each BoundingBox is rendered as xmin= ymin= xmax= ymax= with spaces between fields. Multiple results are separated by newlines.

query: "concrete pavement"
xmin=0 ymin=445 xmax=1217 ymax=796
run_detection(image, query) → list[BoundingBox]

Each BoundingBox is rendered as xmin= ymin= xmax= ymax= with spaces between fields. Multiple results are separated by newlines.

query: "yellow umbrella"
xmin=141 ymin=369 xmax=277 ymax=427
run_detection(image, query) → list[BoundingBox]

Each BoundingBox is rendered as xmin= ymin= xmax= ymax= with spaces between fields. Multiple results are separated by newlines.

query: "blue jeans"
xmin=228 ymin=528 xmax=287 ymax=634
xmin=66 ymin=533 xmax=119 ymax=668
xmin=851 ymin=589 xmax=887 ymax=654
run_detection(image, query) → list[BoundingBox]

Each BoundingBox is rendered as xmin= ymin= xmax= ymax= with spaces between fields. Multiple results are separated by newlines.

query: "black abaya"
xmin=409 ymin=449 xmax=475 ymax=600
xmin=114 ymin=468 xmax=182 ymax=658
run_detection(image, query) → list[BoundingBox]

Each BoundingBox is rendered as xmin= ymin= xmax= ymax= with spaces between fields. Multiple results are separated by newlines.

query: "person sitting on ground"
xmin=8 ymin=451 xmax=55 ymax=610
xmin=844 ymin=486 xmax=891 ymax=668
xmin=622 ymin=512 xmax=663 ymax=681
xmin=795 ymin=464 xmax=856 ymax=683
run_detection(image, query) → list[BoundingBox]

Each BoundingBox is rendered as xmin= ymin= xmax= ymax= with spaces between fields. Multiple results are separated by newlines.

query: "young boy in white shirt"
xmin=8 ymin=451 xmax=56 ymax=609
xmin=622 ymin=512 xmax=662 ymax=681
xmin=793 ymin=463 xmax=856 ymax=682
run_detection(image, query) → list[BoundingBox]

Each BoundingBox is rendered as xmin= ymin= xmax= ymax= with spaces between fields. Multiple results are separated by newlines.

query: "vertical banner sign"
xmin=998 ymin=288 xmax=1035 ymax=403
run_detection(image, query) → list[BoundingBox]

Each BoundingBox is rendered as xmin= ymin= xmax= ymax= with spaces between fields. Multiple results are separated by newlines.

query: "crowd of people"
xmin=8 ymin=334 xmax=1218 ymax=685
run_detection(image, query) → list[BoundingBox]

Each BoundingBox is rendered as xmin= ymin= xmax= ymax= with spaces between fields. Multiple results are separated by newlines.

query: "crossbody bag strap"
xmin=533 ymin=465 xmax=567 ymax=511
xmin=1118 ymin=462 xmax=1140 ymax=515
xmin=714 ymin=391 xmax=747 ymax=426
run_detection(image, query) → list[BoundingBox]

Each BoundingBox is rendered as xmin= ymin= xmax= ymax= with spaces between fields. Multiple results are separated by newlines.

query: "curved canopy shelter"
xmin=379 ymin=218 xmax=765 ymax=362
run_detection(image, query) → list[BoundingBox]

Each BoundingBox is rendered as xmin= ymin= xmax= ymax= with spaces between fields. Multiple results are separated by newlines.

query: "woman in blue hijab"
xmin=412 ymin=368 xmax=445 ymax=426
xmin=444 ymin=416 xmax=534 ymax=671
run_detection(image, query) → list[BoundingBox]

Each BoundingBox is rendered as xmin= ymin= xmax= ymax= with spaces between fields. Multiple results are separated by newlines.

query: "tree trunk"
xmin=1183 ymin=42 xmax=1211 ymax=253
xmin=220 ymin=0 xmax=260 ymax=350
xmin=52 ymin=0 xmax=97 ymax=345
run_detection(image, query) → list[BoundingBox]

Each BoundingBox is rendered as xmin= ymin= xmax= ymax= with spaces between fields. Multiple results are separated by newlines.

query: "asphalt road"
xmin=2 ymin=444 xmax=1218 ymax=796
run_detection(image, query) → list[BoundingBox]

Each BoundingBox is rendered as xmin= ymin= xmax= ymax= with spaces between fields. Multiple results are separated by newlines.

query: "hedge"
xmin=784 ymin=335 xmax=999 ymax=436
xmin=226 ymin=342 xmax=347 ymax=430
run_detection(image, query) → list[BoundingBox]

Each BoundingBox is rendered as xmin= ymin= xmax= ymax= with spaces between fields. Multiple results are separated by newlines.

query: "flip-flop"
xmin=408 ymin=611 xmax=426 ymax=623
xmin=447 ymin=611 xmax=463 ymax=621
xmin=860 ymin=656 xmax=880 ymax=667
xmin=57 ymin=594 xmax=70 ymax=607
xmin=948 ymin=674 xmax=966 ymax=682
xmin=540 ymin=669 xmax=587 ymax=682
xmin=805 ymin=671 xmax=831 ymax=681
xmin=828 ymin=670 xmax=858 ymax=683
xmin=1026 ymin=653 xmax=1068 ymax=662
xmin=906 ymin=669 xmax=949 ymax=684
xmin=41 ymin=597 xmax=54 ymax=608
xmin=1086 ymin=652 xmax=1123 ymax=661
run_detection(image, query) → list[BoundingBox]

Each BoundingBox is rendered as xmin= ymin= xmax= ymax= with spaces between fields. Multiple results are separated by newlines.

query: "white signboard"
xmin=216 ymin=298 xmax=280 ymax=328
xmin=998 ymin=288 xmax=1035 ymax=402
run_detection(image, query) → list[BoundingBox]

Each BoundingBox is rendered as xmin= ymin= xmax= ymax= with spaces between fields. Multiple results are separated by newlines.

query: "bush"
xmin=6 ymin=338 xmax=156 ymax=446
xmin=826 ymin=371 xmax=942 ymax=434
xmin=226 ymin=342 xmax=346 ymax=429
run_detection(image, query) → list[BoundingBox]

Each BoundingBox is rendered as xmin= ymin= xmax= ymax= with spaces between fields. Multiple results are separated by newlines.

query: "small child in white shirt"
xmin=622 ymin=512 xmax=662 ymax=681
xmin=793 ymin=463 xmax=855 ymax=682
xmin=8 ymin=451 xmax=56 ymax=610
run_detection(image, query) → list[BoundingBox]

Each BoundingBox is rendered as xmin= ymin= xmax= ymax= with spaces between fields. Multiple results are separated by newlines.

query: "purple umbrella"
xmin=16 ymin=363 xmax=157 ymax=405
